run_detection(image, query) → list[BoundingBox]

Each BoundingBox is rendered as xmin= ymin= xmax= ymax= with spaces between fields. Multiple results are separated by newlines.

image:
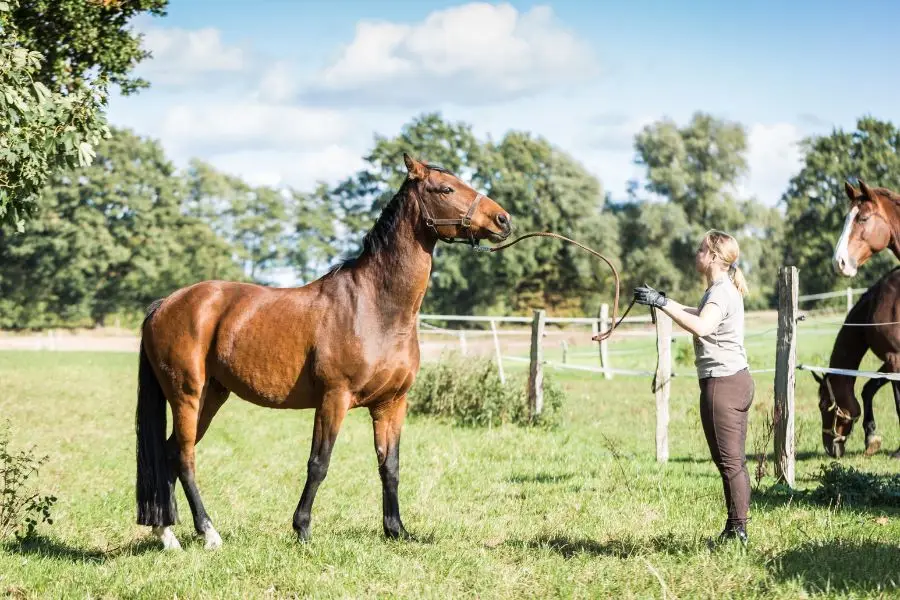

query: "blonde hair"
xmin=704 ymin=229 xmax=749 ymax=297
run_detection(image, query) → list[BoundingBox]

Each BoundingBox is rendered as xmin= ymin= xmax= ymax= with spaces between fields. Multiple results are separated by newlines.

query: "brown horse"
xmin=833 ymin=179 xmax=900 ymax=277
xmin=810 ymin=266 xmax=900 ymax=459
xmin=135 ymin=153 xmax=512 ymax=550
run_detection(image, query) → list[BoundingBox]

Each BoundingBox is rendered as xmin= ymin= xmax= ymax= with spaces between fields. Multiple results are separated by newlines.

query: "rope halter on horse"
xmin=418 ymin=192 xmax=486 ymax=247
xmin=821 ymin=376 xmax=860 ymax=444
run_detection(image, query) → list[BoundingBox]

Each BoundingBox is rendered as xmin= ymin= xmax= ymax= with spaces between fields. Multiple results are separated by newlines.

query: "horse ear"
xmin=403 ymin=153 xmax=428 ymax=181
xmin=858 ymin=178 xmax=874 ymax=200
xmin=844 ymin=180 xmax=861 ymax=201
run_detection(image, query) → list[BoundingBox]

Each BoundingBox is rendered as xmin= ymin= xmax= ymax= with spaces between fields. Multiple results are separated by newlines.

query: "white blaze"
xmin=833 ymin=206 xmax=859 ymax=276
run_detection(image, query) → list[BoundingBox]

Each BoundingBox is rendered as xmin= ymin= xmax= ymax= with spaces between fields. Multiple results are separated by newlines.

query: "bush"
xmin=408 ymin=353 xmax=564 ymax=428
xmin=0 ymin=421 xmax=57 ymax=541
xmin=811 ymin=462 xmax=900 ymax=508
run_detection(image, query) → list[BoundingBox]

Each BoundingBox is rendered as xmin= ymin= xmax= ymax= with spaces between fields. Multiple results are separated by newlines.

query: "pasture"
xmin=1 ymin=310 xmax=899 ymax=599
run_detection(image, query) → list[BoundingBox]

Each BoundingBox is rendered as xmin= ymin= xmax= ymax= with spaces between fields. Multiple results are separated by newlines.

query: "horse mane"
xmin=325 ymin=164 xmax=455 ymax=276
xmin=873 ymin=186 xmax=900 ymax=208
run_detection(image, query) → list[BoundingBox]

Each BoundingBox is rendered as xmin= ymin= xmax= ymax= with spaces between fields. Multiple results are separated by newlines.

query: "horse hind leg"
xmin=891 ymin=380 xmax=900 ymax=460
xmin=165 ymin=378 xmax=229 ymax=550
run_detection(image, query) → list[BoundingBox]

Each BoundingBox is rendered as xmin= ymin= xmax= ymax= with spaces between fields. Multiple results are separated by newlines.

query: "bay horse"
xmin=135 ymin=153 xmax=512 ymax=550
xmin=809 ymin=266 xmax=900 ymax=459
xmin=833 ymin=179 xmax=900 ymax=277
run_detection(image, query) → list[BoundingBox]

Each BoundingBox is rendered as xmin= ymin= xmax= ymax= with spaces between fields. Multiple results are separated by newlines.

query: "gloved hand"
xmin=633 ymin=284 xmax=667 ymax=308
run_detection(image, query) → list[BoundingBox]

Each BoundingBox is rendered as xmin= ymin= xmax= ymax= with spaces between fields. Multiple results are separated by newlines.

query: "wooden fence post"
xmin=528 ymin=309 xmax=546 ymax=419
xmin=561 ymin=339 xmax=568 ymax=364
xmin=775 ymin=266 xmax=798 ymax=487
xmin=846 ymin=286 xmax=853 ymax=313
xmin=599 ymin=303 xmax=611 ymax=380
xmin=458 ymin=330 xmax=468 ymax=356
xmin=654 ymin=308 xmax=672 ymax=463
xmin=490 ymin=319 xmax=505 ymax=384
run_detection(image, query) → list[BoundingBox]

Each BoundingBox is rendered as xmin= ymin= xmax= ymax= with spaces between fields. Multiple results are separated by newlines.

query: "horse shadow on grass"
xmin=4 ymin=533 xmax=178 ymax=563
xmin=769 ymin=540 xmax=900 ymax=594
xmin=506 ymin=532 xmax=699 ymax=559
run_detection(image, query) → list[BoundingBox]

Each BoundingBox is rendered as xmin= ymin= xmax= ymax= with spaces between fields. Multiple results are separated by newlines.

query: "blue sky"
xmin=107 ymin=0 xmax=900 ymax=208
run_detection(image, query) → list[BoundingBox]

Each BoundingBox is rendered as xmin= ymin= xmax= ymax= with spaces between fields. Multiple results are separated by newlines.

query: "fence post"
xmin=654 ymin=308 xmax=672 ymax=463
xmin=846 ymin=286 xmax=853 ymax=313
xmin=775 ymin=266 xmax=798 ymax=487
xmin=561 ymin=339 xmax=568 ymax=364
xmin=490 ymin=319 xmax=505 ymax=384
xmin=458 ymin=331 xmax=467 ymax=356
xmin=599 ymin=303 xmax=611 ymax=380
xmin=528 ymin=309 xmax=546 ymax=419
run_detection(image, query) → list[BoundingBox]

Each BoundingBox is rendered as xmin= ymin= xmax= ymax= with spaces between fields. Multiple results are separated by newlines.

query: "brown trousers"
xmin=698 ymin=368 xmax=755 ymax=527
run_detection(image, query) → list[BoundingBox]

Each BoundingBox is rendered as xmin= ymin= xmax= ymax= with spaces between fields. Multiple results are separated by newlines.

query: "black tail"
xmin=135 ymin=301 xmax=178 ymax=526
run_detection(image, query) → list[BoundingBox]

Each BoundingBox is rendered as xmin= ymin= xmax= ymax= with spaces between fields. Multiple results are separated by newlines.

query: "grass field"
xmin=1 ymin=312 xmax=899 ymax=598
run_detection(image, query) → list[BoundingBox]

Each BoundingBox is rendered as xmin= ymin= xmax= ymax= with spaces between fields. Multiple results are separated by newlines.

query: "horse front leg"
xmin=861 ymin=371 xmax=888 ymax=456
xmin=292 ymin=388 xmax=351 ymax=541
xmin=370 ymin=394 xmax=410 ymax=540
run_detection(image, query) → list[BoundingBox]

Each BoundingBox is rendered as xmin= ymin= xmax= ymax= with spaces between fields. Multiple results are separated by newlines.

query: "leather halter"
xmin=417 ymin=190 xmax=486 ymax=247
xmin=821 ymin=376 xmax=859 ymax=444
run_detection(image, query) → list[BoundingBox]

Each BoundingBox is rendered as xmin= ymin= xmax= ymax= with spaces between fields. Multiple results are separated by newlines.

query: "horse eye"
xmin=858 ymin=215 xmax=870 ymax=223
xmin=440 ymin=186 xmax=452 ymax=194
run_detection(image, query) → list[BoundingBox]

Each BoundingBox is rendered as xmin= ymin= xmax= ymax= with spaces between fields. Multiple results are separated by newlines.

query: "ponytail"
xmin=729 ymin=263 xmax=749 ymax=297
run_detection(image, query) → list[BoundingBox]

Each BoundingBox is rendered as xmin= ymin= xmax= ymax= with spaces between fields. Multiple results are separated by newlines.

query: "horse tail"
xmin=135 ymin=299 xmax=178 ymax=527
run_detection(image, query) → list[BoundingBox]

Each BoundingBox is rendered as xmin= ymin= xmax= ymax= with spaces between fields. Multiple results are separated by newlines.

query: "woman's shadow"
xmin=770 ymin=540 xmax=900 ymax=594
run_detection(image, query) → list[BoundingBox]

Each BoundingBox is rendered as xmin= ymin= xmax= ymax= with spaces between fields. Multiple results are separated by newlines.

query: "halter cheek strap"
xmin=822 ymin=377 xmax=860 ymax=443
xmin=418 ymin=192 xmax=485 ymax=246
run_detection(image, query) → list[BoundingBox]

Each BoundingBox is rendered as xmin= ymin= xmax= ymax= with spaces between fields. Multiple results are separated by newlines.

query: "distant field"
xmin=0 ymin=309 xmax=898 ymax=598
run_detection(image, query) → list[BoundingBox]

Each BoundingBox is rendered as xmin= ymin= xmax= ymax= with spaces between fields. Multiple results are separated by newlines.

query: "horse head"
xmin=833 ymin=179 xmax=896 ymax=277
xmin=403 ymin=153 xmax=511 ymax=246
xmin=810 ymin=370 xmax=860 ymax=458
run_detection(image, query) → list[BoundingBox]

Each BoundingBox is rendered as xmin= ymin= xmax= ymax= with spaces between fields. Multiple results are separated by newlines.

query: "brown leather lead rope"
xmin=482 ymin=231 xmax=636 ymax=342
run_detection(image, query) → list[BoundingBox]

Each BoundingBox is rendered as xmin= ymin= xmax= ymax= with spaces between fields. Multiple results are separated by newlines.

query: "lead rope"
xmin=478 ymin=231 xmax=636 ymax=342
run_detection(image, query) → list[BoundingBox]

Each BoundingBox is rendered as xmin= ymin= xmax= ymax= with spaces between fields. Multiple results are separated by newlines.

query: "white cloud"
xmin=738 ymin=123 xmax=805 ymax=206
xmin=305 ymin=2 xmax=599 ymax=106
xmin=203 ymin=145 xmax=366 ymax=191
xmin=139 ymin=27 xmax=247 ymax=86
xmin=160 ymin=102 xmax=351 ymax=155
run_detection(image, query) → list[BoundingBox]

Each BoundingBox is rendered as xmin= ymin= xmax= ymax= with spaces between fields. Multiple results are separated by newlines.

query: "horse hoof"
xmin=203 ymin=528 xmax=222 ymax=550
xmin=384 ymin=525 xmax=412 ymax=541
xmin=153 ymin=526 xmax=182 ymax=551
xmin=865 ymin=436 xmax=882 ymax=456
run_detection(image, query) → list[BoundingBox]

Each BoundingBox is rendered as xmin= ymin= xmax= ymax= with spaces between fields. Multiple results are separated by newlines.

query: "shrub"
xmin=408 ymin=352 xmax=564 ymax=428
xmin=0 ymin=421 xmax=57 ymax=541
xmin=811 ymin=462 xmax=900 ymax=508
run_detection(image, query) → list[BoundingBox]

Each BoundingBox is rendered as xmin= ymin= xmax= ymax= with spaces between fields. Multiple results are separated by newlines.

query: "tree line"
xmin=2 ymin=0 xmax=898 ymax=329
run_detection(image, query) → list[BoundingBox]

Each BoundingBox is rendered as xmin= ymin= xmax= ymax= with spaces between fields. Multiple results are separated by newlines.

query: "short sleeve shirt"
xmin=693 ymin=277 xmax=749 ymax=378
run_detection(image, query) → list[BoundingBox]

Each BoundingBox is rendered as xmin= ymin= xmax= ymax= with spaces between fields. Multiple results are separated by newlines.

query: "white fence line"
xmin=418 ymin=313 xmax=653 ymax=325
xmin=797 ymin=364 xmax=900 ymax=381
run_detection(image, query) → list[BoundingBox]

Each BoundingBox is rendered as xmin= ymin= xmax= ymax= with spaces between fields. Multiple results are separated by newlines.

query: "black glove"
xmin=633 ymin=284 xmax=667 ymax=308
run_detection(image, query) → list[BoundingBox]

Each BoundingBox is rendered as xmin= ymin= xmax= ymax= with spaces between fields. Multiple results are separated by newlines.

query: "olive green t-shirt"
xmin=693 ymin=277 xmax=748 ymax=378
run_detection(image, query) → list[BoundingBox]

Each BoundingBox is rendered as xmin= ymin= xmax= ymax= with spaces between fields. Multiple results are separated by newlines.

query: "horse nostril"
xmin=496 ymin=213 xmax=510 ymax=228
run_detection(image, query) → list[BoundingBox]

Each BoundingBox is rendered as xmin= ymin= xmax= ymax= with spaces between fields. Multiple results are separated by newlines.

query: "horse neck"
xmin=882 ymin=197 xmax=900 ymax=259
xmin=354 ymin=188 xmax=437 ymax=320
xmin=828 ymin=303 xmax=871 ymax=399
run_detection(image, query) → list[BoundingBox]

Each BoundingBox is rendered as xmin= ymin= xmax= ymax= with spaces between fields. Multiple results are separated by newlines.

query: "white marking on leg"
xmin=153 ymin=526 xmax=182 ymax=551
xmin=203 ymin=526 xmax=222 ymax=550
xmin=833 ymin=206 xmax=859 ymax=276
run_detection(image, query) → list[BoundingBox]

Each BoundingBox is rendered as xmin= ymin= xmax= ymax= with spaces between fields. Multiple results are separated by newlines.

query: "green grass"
xmin=1 ymin=315 xmax=899 ymax=598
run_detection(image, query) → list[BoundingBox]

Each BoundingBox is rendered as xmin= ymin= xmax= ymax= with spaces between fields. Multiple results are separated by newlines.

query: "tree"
xmin=781 ymin=116 xmax=900 ymax=295
xmin=0 ymin=128 xmax=242 ymax=328
xmin=10 ymin=0 xmax=168 ymax=95
xmin=630 ymin=112 xmax=783 ymax=307
xmin=183 ymin=160 xmax=293 ymax=284
xmin=0 ymin=0 xmax=165 ymax=230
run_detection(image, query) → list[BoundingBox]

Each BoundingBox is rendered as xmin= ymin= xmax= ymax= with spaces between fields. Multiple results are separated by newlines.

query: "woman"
xmin=632 ymin=229 xmax=754 ymax=546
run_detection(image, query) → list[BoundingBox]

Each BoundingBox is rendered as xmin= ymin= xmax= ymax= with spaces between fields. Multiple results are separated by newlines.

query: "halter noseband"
xmin=417 ymin=191 xmax=486 ymax=247
xmin=821 ymin=376 xmax=860 ymax=444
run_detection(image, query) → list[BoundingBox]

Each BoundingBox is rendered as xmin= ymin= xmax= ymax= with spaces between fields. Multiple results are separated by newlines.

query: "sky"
xmin=107 ymin=0 xmax=900 ymax=209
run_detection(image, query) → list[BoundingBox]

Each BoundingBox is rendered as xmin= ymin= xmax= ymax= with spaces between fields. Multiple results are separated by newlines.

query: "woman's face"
xmin=695 ymin=238 xmax=713 ymax=274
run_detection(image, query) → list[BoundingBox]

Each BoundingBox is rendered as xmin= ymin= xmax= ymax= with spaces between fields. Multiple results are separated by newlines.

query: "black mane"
xmin=326 ymin=164 xmax=454 ymax=275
